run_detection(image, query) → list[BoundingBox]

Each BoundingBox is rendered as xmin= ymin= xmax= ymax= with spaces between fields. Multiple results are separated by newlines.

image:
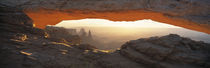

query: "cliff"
xmin=45 ymin=26 xmax=81 ymax=44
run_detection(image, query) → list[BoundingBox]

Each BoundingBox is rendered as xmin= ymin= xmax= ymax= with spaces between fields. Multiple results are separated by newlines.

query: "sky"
xmin=55 ymin=19 xmax=181 ymax=28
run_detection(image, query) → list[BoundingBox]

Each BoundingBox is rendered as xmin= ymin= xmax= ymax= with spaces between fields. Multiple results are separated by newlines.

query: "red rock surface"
xmin=25 ymin=9 xmax=210 ymax=34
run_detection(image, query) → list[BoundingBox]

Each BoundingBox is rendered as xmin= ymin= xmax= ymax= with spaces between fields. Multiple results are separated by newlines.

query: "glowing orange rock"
xmin=24 ymin=9 xmax=210 ymax=34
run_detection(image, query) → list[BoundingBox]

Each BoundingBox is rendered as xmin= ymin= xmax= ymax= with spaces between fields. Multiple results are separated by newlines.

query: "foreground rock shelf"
xmin=1 ymin=31 xmax=210 ymax=68
xmin=119 ymin=34 xmax=210 ymax=68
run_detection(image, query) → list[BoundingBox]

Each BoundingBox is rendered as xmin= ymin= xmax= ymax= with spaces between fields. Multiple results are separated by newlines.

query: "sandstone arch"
xmin=1 ymin=0 xmax=210 ymax=33
xmin=25 ymin=9 xmax=210 ymax=34
xmin=1 ymin=1 xmax=210 ymax=68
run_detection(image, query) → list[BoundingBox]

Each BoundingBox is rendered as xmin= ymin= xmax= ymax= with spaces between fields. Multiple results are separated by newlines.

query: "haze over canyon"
xmin=0 ymin=0 xmax=210 ymax=68
xmin=55 ymin=19 xmax=210 ymax=49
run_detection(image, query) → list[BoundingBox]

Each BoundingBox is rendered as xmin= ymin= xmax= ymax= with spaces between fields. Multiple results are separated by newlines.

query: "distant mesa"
xmin=45 ymin=26 xmax=94 ymax=44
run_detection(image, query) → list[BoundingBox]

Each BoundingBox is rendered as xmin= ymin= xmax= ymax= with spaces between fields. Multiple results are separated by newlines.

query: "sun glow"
xmin=53 ymin=19 xmax=210 ymax=49
xmin=55 ymin=19 xmax=181 ymax=28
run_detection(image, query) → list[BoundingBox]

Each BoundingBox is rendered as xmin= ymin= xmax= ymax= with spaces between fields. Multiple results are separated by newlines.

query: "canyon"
xmin=0 ymin=0 xmax=210 ymax=68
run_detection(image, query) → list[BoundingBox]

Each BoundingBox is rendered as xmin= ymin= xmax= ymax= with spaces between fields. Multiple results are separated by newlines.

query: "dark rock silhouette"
xmin=78 ymin=28 xmax=94 ymax=44
xmin=79 ymin=28 xmax=87 ymax=37
xmin=88 ymin=30 xmax=93 ymax=40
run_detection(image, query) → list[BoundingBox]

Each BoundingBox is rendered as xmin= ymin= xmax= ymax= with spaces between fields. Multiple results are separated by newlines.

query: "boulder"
xmin=120 ymin=34 xmax=210 ymax=68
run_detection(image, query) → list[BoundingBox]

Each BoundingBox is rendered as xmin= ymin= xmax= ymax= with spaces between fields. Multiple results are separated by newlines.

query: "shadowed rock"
xmin=119 ymin=34 xmax=210 ymax=68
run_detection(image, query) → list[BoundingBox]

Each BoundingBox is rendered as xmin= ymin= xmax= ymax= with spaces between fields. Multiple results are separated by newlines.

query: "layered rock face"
xmin=0 ymin=6 xmax=46 ymax=68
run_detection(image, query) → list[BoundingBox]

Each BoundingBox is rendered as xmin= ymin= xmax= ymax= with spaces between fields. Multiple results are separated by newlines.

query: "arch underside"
xmin=24 ymin=9 xmax=210 ymax=34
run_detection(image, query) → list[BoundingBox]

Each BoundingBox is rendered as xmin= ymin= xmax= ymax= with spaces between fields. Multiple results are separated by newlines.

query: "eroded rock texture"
xmin=119 ymin=34 xmax=210 ymax=68
xmin=0 ymin=6 xmax=45 ymax=68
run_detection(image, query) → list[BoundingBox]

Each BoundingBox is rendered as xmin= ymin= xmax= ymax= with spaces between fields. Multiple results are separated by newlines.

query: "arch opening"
xmin=24 ymin=9 xmax=210 ymax=34
xmin=46 ymin=19 xmax=210 ymax=50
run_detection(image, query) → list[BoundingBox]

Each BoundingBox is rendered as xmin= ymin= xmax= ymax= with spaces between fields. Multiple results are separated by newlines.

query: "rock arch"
xmin=25 ymin=9 xmax=210 ymax=34
xmin=1 ymin=0 xmax=210 ymax=33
